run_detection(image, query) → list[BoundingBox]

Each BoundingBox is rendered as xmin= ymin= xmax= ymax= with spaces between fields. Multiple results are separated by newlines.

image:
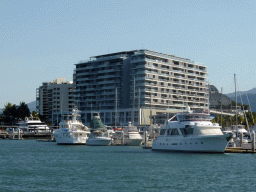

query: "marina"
xmin=1 ymin=129 xmax=256 ymax=153
xmin=1 ymin=1 xmax=255 ymax=191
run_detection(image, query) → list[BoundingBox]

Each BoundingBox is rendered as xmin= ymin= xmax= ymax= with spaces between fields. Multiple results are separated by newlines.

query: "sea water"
xmin=0 ymin=140 xmax=256 ymax=191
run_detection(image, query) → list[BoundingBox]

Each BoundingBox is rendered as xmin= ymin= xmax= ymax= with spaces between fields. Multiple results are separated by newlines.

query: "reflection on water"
xmin=0 ymin=140 xmax=255 ymax=191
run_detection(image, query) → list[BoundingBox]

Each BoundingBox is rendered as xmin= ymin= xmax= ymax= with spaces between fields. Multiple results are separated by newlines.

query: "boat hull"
xmin=54 ymin=135 xmax=88 ymax=145
xmin=86 ymin=137 xmax=112 ymax=146
xmin=152 ymin=135 xmax=229 ymax=153
xmin=124 ymin=139 xmax=143 ymax=146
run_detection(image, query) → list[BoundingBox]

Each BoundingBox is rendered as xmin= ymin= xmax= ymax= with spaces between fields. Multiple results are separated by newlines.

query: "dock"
xmin=225 ymin=147 xmax=256 ymax=153
xmin=140 ymin=143 xmax=256 ymax=153
xmin=0 ymin=131 xmax=53 ymax=140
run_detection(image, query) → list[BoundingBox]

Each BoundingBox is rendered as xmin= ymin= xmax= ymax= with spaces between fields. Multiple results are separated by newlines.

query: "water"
xmin=0 ymin=140 xmax=256 ymax=192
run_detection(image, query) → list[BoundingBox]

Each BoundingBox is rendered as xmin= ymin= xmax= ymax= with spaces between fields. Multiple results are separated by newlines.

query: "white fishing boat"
xmin=86 ymin=112 xmax=113 ymax=146
xmin=152 ymin=106 xmax=232 ymax=153
xmin=17 ymin=117 xmax=50 ymax=133
xmin=53 ymin=108 xmax=90 ymax=145
xmin=124 ymin=123 xmax=143 ymax=146
xmin=114 ymin=122 xmax=143 ymax=146
xmin=87 ymin=130 xmax=112 ymax=146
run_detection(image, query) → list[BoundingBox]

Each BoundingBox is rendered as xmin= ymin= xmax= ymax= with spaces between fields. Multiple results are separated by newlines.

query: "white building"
xmin=74 ymin=49 xmax=208 ymax=126
xmin=36 ymin=78 xmax=74 ymax=124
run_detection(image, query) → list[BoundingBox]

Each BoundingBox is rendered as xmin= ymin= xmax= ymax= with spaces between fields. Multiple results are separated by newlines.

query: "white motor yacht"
xmin=17 ymin=117 xmax=50 ymax=133
xmin=53 ymin=108 xmax=90 ymax=145
xmin=152 ymin=106 xmax=232 ymax=153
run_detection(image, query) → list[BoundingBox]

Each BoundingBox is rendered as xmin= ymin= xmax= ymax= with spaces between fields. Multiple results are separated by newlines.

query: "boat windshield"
xmin=28 ymin=123 xmax=47 ymax=125
xmin=177 ymin=114 xmax=211 ymax=122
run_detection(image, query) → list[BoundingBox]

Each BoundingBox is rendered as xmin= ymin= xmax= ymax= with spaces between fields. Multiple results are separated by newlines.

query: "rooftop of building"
xmin=75 ymin=49 xmax=206 ymax=67
xmin=41 ymin=78 xmax=73 ymax=85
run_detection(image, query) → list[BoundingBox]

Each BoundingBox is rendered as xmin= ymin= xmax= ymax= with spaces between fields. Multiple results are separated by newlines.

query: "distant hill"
xmin=27 ymin=101 xmax=37 ymax=113
xmin=229 ymin=93 xmax=256 ymax=112
xmin=226 ymin=87 xmax=256 ymax=98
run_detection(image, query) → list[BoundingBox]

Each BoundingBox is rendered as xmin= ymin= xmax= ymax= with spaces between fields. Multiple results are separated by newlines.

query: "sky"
xmin=0 ymin=0 xmax=255 ymax=109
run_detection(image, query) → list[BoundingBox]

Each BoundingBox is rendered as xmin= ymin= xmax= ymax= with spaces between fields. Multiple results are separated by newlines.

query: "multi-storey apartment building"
xmin=74 ymin=49 xmax=208 ymax=126
xmin=36 ymin=78 xmax=74 ymax=124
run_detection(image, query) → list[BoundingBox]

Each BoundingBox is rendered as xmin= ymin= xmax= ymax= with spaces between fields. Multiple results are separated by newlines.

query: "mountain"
xmin=229 ymin=93 xmax=256 ymax=112
xmin=27 ymin=101 xmax=37 ymax=113
xmin=226 ymin=87 xmax=256 ymax=98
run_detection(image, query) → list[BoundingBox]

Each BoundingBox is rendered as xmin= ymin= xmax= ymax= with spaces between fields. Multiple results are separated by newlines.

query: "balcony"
xmin=98 ymin=63 xmax=109 ymax=68
xmin=94 ymin=54 xmax=124 ymax=62
xmin=100 ymin=69 xmax=115 ymax=73
xmin=130 ymin=58 xmax=145 ymax=63
xmin=145 ymin=65 xmax=158 ymax=70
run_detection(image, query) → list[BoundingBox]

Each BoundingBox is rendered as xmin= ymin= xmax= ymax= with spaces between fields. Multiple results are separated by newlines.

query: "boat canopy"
xmin=90 ymin=116 xmax=105 ymax=130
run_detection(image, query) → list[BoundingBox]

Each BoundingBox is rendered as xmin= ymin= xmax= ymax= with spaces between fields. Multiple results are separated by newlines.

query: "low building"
xmin=36 ymin=78 xmax=74 ymax=124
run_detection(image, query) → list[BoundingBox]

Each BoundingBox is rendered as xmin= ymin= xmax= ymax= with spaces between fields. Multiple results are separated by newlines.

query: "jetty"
xmin=0 ymin=131 xmax=52 ymax=140
xmin=141 ymin=141 xmax=256 ymax=153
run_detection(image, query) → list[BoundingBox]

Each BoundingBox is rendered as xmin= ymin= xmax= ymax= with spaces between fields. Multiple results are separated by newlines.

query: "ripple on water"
xmin=0 ymin=140 xmax=256 ymax=191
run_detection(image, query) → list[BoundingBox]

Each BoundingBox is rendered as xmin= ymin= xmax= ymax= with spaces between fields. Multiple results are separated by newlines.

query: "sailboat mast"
xmin=150 ymin=92 xmax=152 ymax=136
xmin=208 ymin=80 xmax=210 ymax=114
xmin=235 ymin=74 xmax=238 ymax=136
xmin=133 ymin=78 xmax=135 ymax=125
xmin=167 ymin=93 xmax=169 ymax=126
xmin=115 ymin=87 xmax=117 ymax=128
xmin=221 ymin=87 xmax=223 ymax=128
xmin=246 ymin=92 xmax=255 ymax=125
xmin=138 ymin=88 xmax=140 ymax=126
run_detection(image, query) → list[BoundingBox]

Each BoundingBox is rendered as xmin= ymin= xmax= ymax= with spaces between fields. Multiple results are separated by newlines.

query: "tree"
xmin=2 ymin=102 xmax=17 ymax=124
xmin=31 ymin=111 xmax=38 ymax=118
xmin=2 ymin=102 xmax=31 ymax=125
xmin=17 ymin=102 xmax=30 ymax=120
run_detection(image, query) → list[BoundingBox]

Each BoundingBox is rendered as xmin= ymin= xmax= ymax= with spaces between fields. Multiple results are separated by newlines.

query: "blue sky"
xmin=1 ymin=0 xmax=255 ymax=109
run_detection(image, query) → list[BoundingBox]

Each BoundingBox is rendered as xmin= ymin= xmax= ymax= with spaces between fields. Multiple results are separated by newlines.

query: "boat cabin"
xmin=159 ymin=113 xmax=222 ymax=137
